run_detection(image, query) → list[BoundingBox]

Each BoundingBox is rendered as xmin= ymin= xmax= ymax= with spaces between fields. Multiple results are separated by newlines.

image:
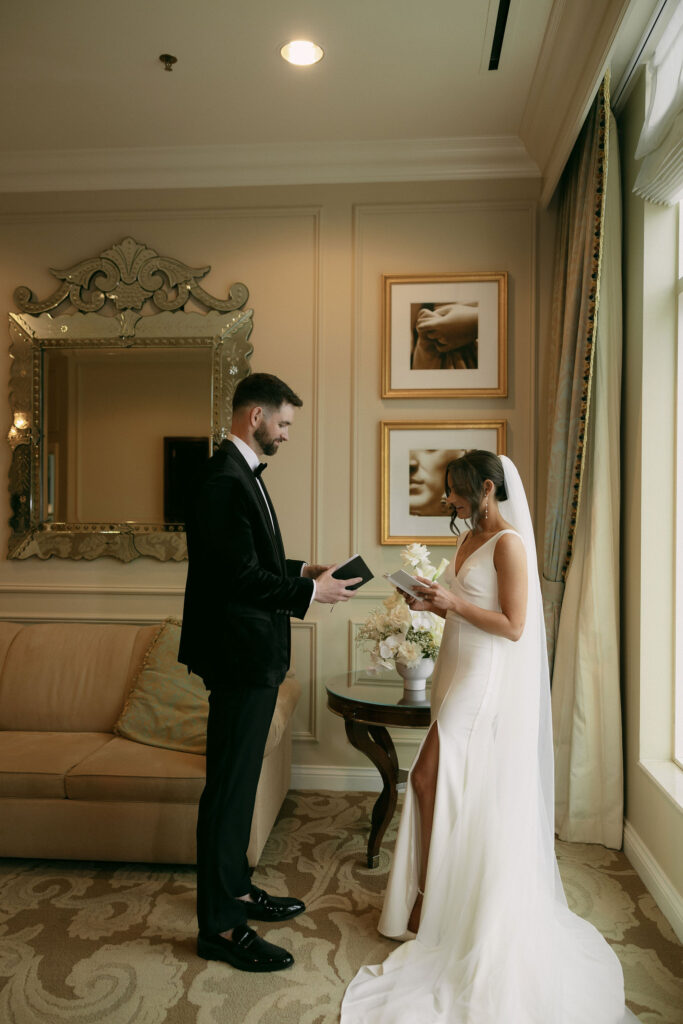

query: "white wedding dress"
xmin=341 ymin=457 xmax=637 ymax=1024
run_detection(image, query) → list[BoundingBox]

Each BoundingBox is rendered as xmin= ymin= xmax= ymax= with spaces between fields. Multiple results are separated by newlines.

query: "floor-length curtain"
xmin=552 ymin=109 xmax=624 ymax=849
xmin=542 ymin=79 xmax=610 ymax=676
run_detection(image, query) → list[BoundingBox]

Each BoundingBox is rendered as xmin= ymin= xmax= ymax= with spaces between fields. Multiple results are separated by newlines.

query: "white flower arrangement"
xmin=356 ymin=543 xmax=449 ymax=671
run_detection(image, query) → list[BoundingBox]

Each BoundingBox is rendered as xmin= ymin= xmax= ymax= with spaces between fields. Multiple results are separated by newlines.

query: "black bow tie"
xmin=254 ymin=463 xmax=267 ymax=478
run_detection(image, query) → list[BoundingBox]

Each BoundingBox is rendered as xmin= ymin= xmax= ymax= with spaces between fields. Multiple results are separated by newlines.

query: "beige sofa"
xmin=0 ymin=621 xmax=299 ymax=865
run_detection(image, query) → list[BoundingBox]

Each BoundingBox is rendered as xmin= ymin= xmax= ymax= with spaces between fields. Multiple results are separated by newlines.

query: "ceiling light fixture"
xmin=159 ymin=53 xmax=177 ymax=72
xmin=280 ymin=40 xmax=324 ymax=66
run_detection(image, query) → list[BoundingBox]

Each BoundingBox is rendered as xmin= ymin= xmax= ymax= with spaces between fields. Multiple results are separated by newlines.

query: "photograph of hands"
xmin=411 ymin=301 xmax=479 ymax=370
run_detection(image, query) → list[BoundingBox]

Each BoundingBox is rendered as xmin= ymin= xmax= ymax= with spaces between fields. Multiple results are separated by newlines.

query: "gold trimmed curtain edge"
xmin=562 ymin=71 xmax=611 ymax=580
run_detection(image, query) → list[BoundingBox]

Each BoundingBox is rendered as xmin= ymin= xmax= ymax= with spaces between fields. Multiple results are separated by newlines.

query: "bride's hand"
xmin=402 ymin=588 xmax=432 ymax=612
xmin=413 ymin=576 xmax=455 ymax=614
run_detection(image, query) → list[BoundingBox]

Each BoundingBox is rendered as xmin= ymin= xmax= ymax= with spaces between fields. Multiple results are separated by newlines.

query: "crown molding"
xmin=0 ymin=137 xmax=540 ymax=194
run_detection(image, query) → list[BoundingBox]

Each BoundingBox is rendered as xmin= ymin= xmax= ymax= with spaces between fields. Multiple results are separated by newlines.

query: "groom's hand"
xmin=314 ymin=565 xmax=362 ymax=604
xmin=302 ymin=563 xmax=332 ymax=580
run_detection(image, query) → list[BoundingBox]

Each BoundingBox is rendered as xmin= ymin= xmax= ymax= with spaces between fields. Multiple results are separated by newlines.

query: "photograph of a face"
xmin=383 ymin=273 xmax=507 ymax=398
xmin=409 ymin=449 xmax=467 ymax=517
xmin=382 ymin=420 xmax=507 ymax=545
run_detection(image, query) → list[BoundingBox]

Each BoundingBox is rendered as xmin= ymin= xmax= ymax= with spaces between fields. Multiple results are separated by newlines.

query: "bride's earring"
xmin=483 ymin=494 xmax=489 ymax=520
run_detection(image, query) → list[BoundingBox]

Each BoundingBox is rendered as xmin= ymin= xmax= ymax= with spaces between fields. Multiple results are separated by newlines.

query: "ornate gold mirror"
xmin=7 ymin=237 xmax=253 ymax=561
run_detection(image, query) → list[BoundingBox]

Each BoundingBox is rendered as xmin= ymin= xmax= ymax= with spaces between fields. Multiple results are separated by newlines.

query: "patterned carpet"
xmin=0 ymin=792 xmax=681 ymax=1024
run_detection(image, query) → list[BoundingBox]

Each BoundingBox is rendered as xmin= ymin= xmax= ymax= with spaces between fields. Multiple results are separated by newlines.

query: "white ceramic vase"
xmin=395 ymin=657 xmax=434 ymax=693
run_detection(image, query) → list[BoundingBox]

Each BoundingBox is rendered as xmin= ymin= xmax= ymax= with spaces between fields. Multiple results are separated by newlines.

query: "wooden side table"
xmin=326 ymin=676 xmax=431 ymax=867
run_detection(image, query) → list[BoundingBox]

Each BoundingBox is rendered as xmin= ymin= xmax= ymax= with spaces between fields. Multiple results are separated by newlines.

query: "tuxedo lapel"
xmin=222 ymin=441 xmax=285 ymax=569
xmin=256 ymin=475 xmax=286 ymax=568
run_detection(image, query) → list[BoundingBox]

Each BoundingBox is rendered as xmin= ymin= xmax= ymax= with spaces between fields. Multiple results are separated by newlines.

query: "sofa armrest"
xmin=263 ymin=669 xmax=301 ymax=758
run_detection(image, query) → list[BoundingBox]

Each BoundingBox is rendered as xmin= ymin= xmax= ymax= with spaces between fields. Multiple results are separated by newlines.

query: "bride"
xmin=341 ymin=452 xmax=637 ymax=1023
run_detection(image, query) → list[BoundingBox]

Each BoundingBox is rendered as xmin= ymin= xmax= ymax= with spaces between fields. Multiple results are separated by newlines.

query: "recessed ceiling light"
xmin=280 ymin=40 xmax=324 ymax=66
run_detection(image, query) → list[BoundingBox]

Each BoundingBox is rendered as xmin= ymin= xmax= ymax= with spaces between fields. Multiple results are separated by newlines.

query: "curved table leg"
xmin=345 ymin=720 xmax=400 ymax=867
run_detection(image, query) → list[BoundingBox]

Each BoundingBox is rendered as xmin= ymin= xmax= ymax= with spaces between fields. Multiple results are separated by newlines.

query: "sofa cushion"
xmin=0 ymin=732 xmax=113 ymax=798
xmin=0 ymin=623 xmax=159 ymax=733
xmin=65 ymin=736 xmax=206 ymax=803
xmin=114 ymin=620 xmax=208 ymax=754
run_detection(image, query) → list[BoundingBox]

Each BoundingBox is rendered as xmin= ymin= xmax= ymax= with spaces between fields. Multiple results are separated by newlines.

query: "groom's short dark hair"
xmin=232 ymin=373 xmax=303 ymax=412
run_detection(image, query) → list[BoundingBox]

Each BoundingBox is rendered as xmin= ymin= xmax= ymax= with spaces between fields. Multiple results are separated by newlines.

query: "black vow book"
xmin=332 ymin=554 xmax=374 ymax=591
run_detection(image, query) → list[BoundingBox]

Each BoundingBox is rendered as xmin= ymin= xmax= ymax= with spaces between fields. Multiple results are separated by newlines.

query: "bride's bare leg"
xmin=407 ymin=723 xmax=439 ymax=933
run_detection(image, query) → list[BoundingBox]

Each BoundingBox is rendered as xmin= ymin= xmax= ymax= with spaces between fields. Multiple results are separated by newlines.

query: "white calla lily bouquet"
xmin=357 ymin=544 xmax=449 ymax=671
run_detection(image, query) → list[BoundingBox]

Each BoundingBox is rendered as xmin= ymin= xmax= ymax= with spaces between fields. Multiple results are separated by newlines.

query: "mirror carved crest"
xmin=8 ymin=237 xmax=254 ymax=562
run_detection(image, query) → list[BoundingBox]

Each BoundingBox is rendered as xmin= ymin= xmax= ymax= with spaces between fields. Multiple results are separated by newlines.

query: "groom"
xmin=179 ymin=372 xmax=359 ymax=972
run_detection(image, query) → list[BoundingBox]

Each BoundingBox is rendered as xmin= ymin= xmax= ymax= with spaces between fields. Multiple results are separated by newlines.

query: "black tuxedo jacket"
xmin=178 ymin=440 xmax=314 ymax=687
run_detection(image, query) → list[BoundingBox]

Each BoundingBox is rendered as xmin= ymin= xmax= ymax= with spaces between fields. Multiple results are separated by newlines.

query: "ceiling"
xmin=0 ymin=0 xmax=668 ymax=201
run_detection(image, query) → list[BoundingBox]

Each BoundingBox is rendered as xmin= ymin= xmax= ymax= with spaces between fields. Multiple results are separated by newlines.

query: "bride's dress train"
xmin=341 ymin=459 xmax=637 ymax=1024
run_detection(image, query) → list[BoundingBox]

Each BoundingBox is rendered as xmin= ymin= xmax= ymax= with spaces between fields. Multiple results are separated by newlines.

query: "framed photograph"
xmin=381 ymin=420 xmax=507 ymax=545
xmin=382 ymin=272 xmax=507 ymax=398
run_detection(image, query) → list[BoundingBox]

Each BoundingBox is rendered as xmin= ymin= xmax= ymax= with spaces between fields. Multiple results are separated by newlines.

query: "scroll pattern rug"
xmin=0 ymin=791 xmax=680 ymax=1023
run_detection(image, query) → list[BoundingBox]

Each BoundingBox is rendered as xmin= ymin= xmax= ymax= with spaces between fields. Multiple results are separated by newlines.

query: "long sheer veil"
xmin=497 ymin=455 xmax=561 ymax=900
xmin=498 ymin=457 xmax=637 ymax=1023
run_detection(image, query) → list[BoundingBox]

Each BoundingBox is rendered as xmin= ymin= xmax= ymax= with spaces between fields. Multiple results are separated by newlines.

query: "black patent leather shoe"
xmin=245 ymin=885 xmax=306 ymax=922
xmin=197 ymin=924 xmax=294 ymax=972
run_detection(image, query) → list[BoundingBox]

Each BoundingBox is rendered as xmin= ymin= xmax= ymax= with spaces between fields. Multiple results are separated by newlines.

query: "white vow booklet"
xmin=384 ymin=569 xmax=430 ymax=600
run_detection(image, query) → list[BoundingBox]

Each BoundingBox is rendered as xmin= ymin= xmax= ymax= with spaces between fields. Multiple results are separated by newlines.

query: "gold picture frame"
xmin=382 ymin=272 xmax=508 ymax=398
xmin=381 ymin=420 xmax=507 ymax=545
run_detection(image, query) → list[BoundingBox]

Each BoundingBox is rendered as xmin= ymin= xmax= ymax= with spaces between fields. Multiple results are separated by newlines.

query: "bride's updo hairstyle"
xmin=444 ymin=450 xmax=507 ymax=535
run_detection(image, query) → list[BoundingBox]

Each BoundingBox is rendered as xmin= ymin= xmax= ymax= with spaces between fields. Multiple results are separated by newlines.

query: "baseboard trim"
xmin=290 ymin=765 xmax=382 ymax=792
xmin=623 ymin=819 xmax=683 ymax=943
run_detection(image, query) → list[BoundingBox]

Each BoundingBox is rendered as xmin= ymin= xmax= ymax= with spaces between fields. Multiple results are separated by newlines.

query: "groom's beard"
xmin=254 ymin=423 xmax=279 ymax=457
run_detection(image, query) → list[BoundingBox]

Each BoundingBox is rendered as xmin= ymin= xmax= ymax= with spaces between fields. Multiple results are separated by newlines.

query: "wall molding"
xmin=0 ymin=204 xmax=325 ymax=227
xmin=0 ymin=583 xmax=183 ymax=624
xmin=291 ymin=620 xmax=318 ymax=742
xmin=623 ymin=819 xmax=683 ymax=943
xmin=0 ymin=612 xmax=169 ymax=624
xmin=0 ymin=137 xmax=540 ymax=194
xmin=347 ymin=617 xmax=395 ymax=684
xmin=0 ymin=583 xmax=184 ymax=597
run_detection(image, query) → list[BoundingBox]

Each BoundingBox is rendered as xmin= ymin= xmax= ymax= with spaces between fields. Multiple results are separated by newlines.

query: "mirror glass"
xmin=42 ymin=347 xmax=212 ymax=524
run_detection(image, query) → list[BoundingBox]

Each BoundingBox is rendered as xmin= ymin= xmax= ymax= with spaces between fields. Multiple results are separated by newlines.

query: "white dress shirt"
xmin=227 ymin=433 xmax=315 ymax=603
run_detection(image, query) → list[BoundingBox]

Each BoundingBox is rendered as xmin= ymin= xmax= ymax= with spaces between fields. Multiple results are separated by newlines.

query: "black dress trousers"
xmin=196 ymin=679 xmax=279 ymax=934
